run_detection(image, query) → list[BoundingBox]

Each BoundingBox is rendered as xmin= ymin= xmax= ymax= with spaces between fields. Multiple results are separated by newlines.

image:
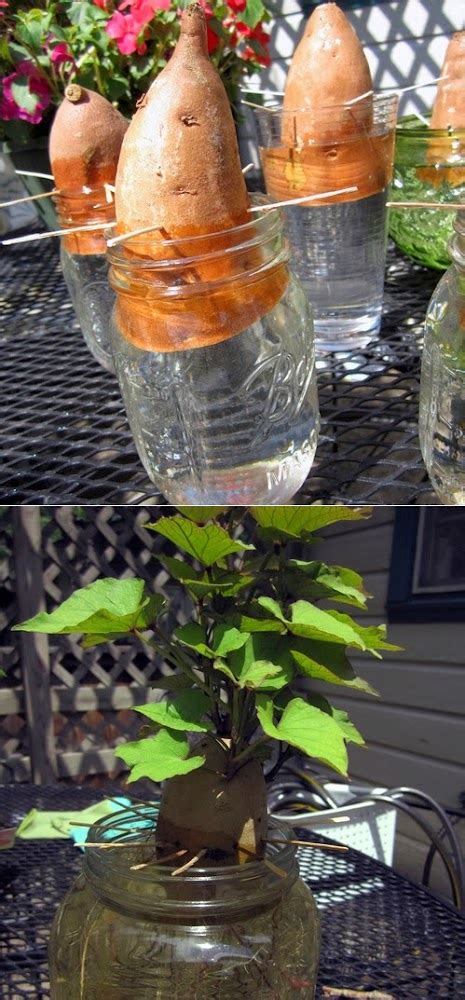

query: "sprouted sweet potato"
xmin=49 ymin=84 xmax=127 ymax=253
xmin=112 ymin=2 xmax=288 ymax=351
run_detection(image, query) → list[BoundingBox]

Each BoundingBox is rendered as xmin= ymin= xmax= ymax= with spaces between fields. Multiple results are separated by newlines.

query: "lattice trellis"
xmin=0 ymin=506 xmax=192 ymax=783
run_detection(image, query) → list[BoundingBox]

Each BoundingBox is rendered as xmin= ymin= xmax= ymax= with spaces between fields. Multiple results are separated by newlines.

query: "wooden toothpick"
xmin=322 ymin=989 xmax=394 ymax=999
xmin=0 ymin=188 xmax=57 ymax=209
xmin=131 ymin=848 xmax=187 ymax=870
xmin=1 ymin=221 xmax=115 ymax=247
xmin=248 ymin=186 xmax=358 ymax=212
xmin=266 ymin=837 xmax=349 ymax=852
xmin=15 ymin=169 xmax=54 ymax=181
xmin=171 ymin=849 xmax=207 ymax=876
xmin=242 ymin=163 xmax=254 ymax=175
xmin=106 ymin=223 xmax=162 ymax=247
xmin=387 ymin=200 xmax=465 ymax=210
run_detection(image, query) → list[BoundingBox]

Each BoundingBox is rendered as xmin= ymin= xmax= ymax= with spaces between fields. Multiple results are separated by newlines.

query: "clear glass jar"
xmin=389 ymin=115 xmax=465 ymax=270
xmin=107 ymin=202 xmax=319 ymax=504
xmin=55 ymin=188 xmax=115 ymax=372
xmin=49 ymin=809 xmax=320 ymax=999
xmin=253 ymin=94 xmax=398 ymax=351
xmin=419 ymin=210 xmax=465 ymax=504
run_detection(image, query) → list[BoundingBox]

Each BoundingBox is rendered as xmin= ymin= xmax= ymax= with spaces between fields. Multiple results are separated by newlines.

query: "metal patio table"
xmin=1 ymin=235 xmax=440 ymax=505
xmin=1 ymin=784 xmax=464 ymax=999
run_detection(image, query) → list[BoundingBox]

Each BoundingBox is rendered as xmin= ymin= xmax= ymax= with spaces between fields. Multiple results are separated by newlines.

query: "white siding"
xmin=307 ymin=507 xmax=465 ymax=809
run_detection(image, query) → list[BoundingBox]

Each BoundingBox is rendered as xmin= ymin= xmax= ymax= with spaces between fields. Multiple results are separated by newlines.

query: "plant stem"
xmin=229 ymin=735 xmax=271 ymax=774
xmin=134 ymin=629 xmax=210 ymax=696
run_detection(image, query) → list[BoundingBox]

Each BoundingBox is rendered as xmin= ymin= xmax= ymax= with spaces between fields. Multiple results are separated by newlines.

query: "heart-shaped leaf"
xmin=288 ymin=601 xmax=368 ymax=649
xmin=134 ymin=691 xmax=213 ymax=732
xmin=148 ymin=516 xmax=254 ymax=567
xmin=174 ymin=623 xmax=214 ymax=659
xmin=115 ymin=729 xmax=205 ymax=783
xmin=250 ymin=506 xmax=371 ymax=541
xmin=256 ymin=695 xmax=349 ymax=775
xmin=13 ymin=579 xmax=164 ymax=640
xmin=290 ymin=638 xmax=378 ymax=695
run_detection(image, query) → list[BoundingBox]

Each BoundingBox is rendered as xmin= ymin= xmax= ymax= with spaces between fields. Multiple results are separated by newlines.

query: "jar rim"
xmin=106 ymin=194 xmax=284 ymax=269
xmin=252 ymin=91 xmax=398 ymax=124
xmin=395 ymin=113 xmax=465 ymax=140
xmin=84 ymin=806 xmax=296 ymax=884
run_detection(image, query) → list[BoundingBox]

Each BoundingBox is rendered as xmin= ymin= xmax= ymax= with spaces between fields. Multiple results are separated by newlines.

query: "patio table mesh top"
xmin=1 ymin=784 xmax=465 ymax=999
xmin=1 ymin=234 xmax=440 ymax=505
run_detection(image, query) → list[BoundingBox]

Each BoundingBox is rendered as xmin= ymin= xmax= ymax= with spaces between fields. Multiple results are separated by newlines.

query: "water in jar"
xmin=281 ymin=189 xmax=389 ymax=351
xmin=111 ymin=277 xmax=319 ymax=505
xmin=60 ymin=247 xmax=115 ymax=372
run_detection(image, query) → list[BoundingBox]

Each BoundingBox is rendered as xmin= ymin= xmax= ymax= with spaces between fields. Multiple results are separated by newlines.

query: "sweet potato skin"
xmin=431 ymin=32 xmax=465 ymax=130
xmin=49 ymin=85 xmax=128 ymax=194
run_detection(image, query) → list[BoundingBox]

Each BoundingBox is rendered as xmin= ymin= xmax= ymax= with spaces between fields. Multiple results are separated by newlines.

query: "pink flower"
xmin=106 ymin=10 xmax=146 ymax=54
xmin=0 ymin=61 xmax=51 ymax=125
xmin=49 ymin=41 xmax=76 ymax=69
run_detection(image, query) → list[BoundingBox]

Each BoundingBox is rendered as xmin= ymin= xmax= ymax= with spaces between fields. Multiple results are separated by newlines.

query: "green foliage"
xmin=16 ymin=506 xmax=399 ymax=788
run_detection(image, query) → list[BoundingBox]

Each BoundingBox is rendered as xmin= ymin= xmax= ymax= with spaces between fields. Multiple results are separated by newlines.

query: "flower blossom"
xmin=49 ymin=41 xmax=76 ymax=69
xmin=0 ymin=61 xmax=51 ymax=124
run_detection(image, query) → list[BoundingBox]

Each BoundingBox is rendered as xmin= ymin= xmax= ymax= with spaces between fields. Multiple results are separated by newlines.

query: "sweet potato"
xmin=112 ymin=2 xmax=288 ymax=351
xmin=420 ymin=33 xmax=465 ymax=188
xmin=262 ymin=3 xmax=393 ymax=205
xmin=49 ymin=84 xmax=127 ymax=253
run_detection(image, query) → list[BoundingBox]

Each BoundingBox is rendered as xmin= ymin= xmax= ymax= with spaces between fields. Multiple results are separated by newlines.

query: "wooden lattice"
xmin=0 ymin=505 xmax=192 ymax=783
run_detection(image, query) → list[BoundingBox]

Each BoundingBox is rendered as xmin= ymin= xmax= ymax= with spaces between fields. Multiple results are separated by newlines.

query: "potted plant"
xmin=0 ymin=0 xmax=271 ymax=224
xmin=15 ymin=505 xmax=398 ymax=998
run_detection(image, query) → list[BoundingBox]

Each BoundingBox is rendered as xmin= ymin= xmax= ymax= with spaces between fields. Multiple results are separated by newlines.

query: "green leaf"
xmin=174 ymin=623 xmax=214 ymax=659
xmin=11 ymin=78 xmax=40 ymax=115
xmin=148 ymin=516 xmax=254 ymax=566
xmin=289 ymin=638 xmax=378 ymax=696
xmin=115 ymin=729 xmax=205 ymax=783
xmin=13 ymin=579 xmax=164 ymax=640
xmin=325 ymin=612 xmax=402 ymax=656
xmin=288 ymin=601 xmax=368 ymax=649
xmin=212 ymin=658 xmax=238 ymax=683
xmin=176 ymin=507 xmax=229 ymax=523
xmin=229 ymin=634 xmax=294 ymax=691
xmin=134 ymin=691 xmax=213 ymax=732
xmin=256 ymin=696 xmax=349 ymax=775
xmin=241 ymin=0 xmax=266 ymax=29
xmin=234 ymin=603 xmax=287 ymax=634
xmin=151 ymin=674 xmax=193 ymax=692
xmin=286 ymin=561 xmax=369 ymax=609
xmin=257 ymin=596 xmax=287 ymax=621
xmin=249 ymin=506 xmax=371 ymax=542
xmin=159 ymin=557 xmax=253 ymax=598
xmin=306 ymin=694 xmax=365 ymax=747
xmin=210 ymin=625 xmax=249 ymax=657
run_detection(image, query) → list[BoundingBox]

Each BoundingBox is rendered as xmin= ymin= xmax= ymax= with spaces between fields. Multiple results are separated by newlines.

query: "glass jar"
xmin=107 ymin=202 xmax=319 ymax=504
xmin=389 ymin=115 xmax=465 ymax=269
xmin=55 ymin=188 xmax=115 ymax=372
xmin=253 ymin=94 xmax=398 ymax=351
xmin=49 ymin=809 xmax=320 ymax=999
xmin=419 ymin=210 xmax=465 ymax=504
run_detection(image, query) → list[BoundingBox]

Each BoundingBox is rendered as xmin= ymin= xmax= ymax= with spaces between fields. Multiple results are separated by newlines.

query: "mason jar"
xmin=419 ymin=210 xmax=465 ymax=504
xmin=389 ymin=115 xmax=465 ymax=269
xmin=55 ymin=188 xmax=115 ymax=372
xmin=48 ymin=809 xmax=320 ymax=999
xmin=107 ymin=202 xmax=319 ymax=504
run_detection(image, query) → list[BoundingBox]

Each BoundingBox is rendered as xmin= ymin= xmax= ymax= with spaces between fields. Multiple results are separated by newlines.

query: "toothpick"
xmin=171 ymin=848 xmax=206 ymax=876
xmin=266 ymin=838 xmax=349 ymax=852
xmin=1 ymin=221 xmax=115 ymax=246
xmin=381 ymin=74 xmax=448 ymax=96
xmin=240 ymin=87 xmax=284 ymax=97
xmin=106 ymin=223 xmax=162 ymax=248
xmin=238 ymin=843 xmax=287 ymax=878
xmin=131 ymin=848 xmax=187 ymax=870
xmin=387 ymin=200 xmax=465 ymax=210
xmin=15 ymin=169 xmax=55 ymax=181
xmin=0 ymin=188 xmax=57 ymax=209
xmin=104 ymin=183 xmax=115 ymax=204
xmin=248 ymin=186 xmax=358 ymax=212
xmin=412 ymin=109 xmax=430 ymax=127
xmin=242 ymin=163 xmax=254 ymax=175
xmin=344 ymin=90 xmax=374 ymax=106
xmin=78 ymin=840 xmax=152 ymax=848
xmin=322 ymin=990 xmax=394 ymax=999
xmin=241 ymin=99 xmax=276 ymax=111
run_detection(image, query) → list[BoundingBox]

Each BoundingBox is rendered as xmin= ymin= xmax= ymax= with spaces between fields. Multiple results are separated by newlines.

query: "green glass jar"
xmin=49 ymin=809 xmax=320 ymax=999
xmin=389 ymin=115 xmax=465 ymax=269
xmin=419 ymin=210 xmax=465 ymax=504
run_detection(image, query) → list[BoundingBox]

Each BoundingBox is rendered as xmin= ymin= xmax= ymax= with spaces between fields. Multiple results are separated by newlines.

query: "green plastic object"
xmin=389 ymin=115 xmax=465 ymax=270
